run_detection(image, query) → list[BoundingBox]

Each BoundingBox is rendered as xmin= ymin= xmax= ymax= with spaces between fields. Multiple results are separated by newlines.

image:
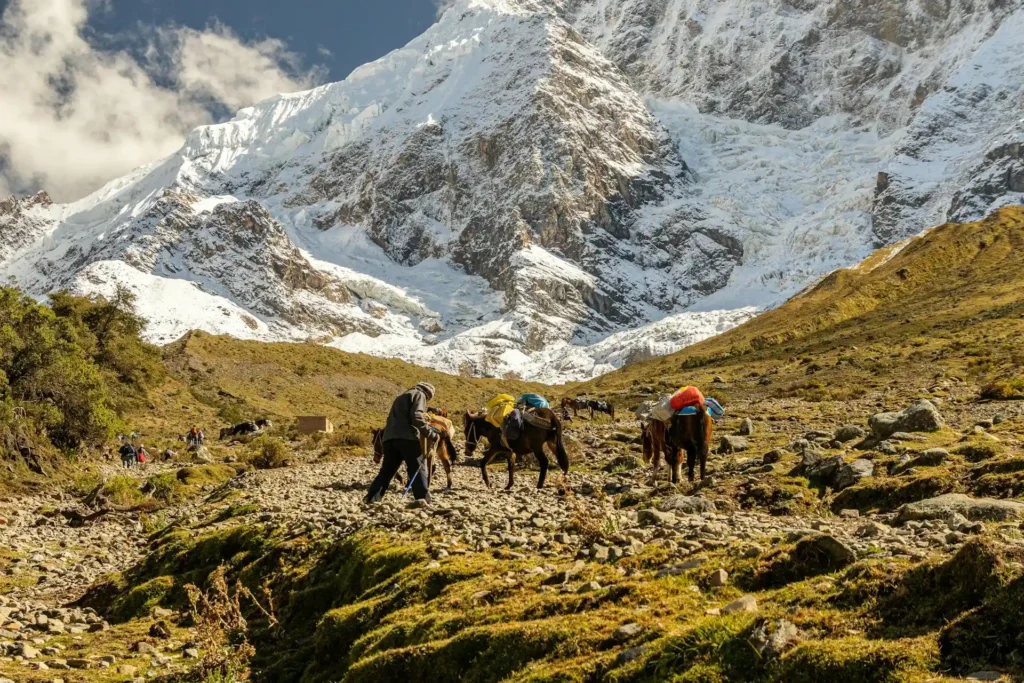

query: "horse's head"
xmin=370 ymin=428 xmax=384 ymax=464
xmin=463 ymin=411 xmax=481 ymax=457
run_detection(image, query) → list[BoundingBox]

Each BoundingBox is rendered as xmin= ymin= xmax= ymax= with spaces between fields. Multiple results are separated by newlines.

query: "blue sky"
xmin=0 ymin=0 xmax=445 ymax=199
xmin=88 ymin=0 xmax=440 ymax=81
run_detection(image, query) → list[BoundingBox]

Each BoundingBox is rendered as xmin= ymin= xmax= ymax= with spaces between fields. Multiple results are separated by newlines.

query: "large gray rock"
xmin=720 ymin=435 xmax=749 ymax=454
xmin=869 ymin=399 xmax=944 ymax=440
xmin=834 ymin=425 xmax=866 ymax=443
xmin=637 ymin=509 xmax=677 ymax=527
xmin=749 ymin=619 xmax=802 ymax=660
xmin=738 ymin=418 xmax=755 ymax=436
xmin=657 ymin=495 xmax=716 ymax=514
xmin=896 ymin=494 xmax=1024 ymax=524
xmin=833 ymin=458 xmax=874 ymax=490
xmin=804 ymin=453 xmax=844 ymax=480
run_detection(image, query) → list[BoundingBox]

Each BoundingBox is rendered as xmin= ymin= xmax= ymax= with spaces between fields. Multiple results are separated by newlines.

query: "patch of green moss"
xmin=110 ymin=575 xmax=175 ymax=622
xmin=830 ymin=473 xmax=954 ymax=513
xmin=772 ymin=637 xmax=938 ymax=683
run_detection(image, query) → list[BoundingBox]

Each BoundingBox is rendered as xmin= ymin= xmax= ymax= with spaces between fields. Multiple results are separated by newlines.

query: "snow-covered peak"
xmin=2 ymin=0 xmax=1023 ymax=383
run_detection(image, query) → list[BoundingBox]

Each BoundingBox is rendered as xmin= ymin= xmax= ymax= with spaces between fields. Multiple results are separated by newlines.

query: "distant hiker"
xmin=365 ymin=382 xmax=439 ymax=504
xmin=163 ymin=447 xmax=176 ymax=461
xmin=119 ymin=441 xmax=137 ymax=469
xmin=136 ymin=444 xmax=149 ymax=465
xmin=197 ymin=429 xmax=205 ymax=446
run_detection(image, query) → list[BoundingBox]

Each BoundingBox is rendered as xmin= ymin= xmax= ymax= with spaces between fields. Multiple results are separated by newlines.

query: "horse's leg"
xmin=481 ymin=447 xmax=499 ymax=489
xmin=669 ymin=446 xmax=681 ymax=484
xmin=443 ymin=454 xmax=453 ymax=490
xmin=505 ymin=450 xmax=516 ymax=491
xmin=687 ymin=444 xmax=697 ymax=484
xmin=535 ymin=445 xmax=550 ymax=489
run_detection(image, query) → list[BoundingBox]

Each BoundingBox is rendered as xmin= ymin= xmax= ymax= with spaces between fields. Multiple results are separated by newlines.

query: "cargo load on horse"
xmin=639 ymin=387 xmax=724 ymax=484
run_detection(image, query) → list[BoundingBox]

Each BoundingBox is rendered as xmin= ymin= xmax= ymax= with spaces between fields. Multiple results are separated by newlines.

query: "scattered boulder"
xmin=869 ymin=399 xmax=944 ymax=440
xmin=637 ymin=509 xmax=677 ymax=527
xmin=833 ymin=458 xmax=874 ymax=490
xmin=709 ymin=568 xmax=729 ymax=587
xmin=657 ymin=496 xmax=716 ymax=514
xmin=721 ymin=595 xmax=758 ymax=615
xmin=762 ymin=449 xmax=786 ymax=465
xmin=834 ymin=425 xmax=866 ymax=443
xmin=896 ymin=494 xmax=1024 ymax=524
xmin=804 ymin=454 xmax=844 ymax=480
xmin=615 ymin=623 xmax=642 ymax=641
xmin=720 ymin=436 xmax=749 ymax=454
xmin=748 ymin=619 xmax=802 ymax=659
xmin=738 ymin=418 xmax=754 ymax=436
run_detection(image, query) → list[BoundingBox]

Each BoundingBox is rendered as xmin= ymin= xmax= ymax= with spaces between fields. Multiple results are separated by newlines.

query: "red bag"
xmin=137 ymin=450 xmax=147 ymax=463
xmin=669 ymin=386 xmax=705 ymax=411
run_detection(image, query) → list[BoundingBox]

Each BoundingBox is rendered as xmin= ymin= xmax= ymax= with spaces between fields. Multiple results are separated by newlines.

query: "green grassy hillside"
xmin=578 ymin=205 xmax=1024 ymax=409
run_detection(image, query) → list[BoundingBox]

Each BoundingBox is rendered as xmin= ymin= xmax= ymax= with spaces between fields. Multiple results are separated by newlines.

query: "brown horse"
xmin=560 ymin=397 xmax=587 ymax=417
xmin=427 ymin=406 xmax=449 ymax=418
xmin=641 ymin=419 xmax=668 ymax=484
xmin=371 ymin=417 xmax=459 ymax=490
xmin=664 ymin=402 xmax=713 ymax=484
xmin=463 ymin=409 xmax=570 ymax=490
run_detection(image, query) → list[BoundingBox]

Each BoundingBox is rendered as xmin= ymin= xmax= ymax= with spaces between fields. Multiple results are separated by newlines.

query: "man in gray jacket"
xmin=365 ymin=382 xmax=438 ymax=504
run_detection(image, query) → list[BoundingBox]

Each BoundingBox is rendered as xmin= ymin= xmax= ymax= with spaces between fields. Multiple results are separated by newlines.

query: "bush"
xmin=246 ymin=437 xmax=289 ymax=469
xmin=1 ymin=286 xmax=160 ymax=460
xmin=330 ymin=429 xmax=369 ymax=448
xmin=102 ymin=476 xmax=145 ymax=507
xmin=980 ymin=377 xmax=1024 ymax=400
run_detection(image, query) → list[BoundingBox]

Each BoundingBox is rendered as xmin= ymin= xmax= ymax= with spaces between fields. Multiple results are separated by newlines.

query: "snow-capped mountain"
xmin=2 ymin=0 xmax=1022 ymax=382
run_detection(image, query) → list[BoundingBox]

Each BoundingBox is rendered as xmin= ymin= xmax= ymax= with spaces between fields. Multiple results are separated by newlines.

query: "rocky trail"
xmin=4 ymin=397 xmax=1024 ymax=681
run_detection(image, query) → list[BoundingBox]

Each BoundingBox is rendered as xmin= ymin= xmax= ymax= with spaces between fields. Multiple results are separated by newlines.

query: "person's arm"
xmin=409 ymin=391 xmax=431 ymax=436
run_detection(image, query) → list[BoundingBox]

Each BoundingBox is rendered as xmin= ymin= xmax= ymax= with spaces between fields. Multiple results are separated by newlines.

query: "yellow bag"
xmin=486 ymin=394 xmax=516 ymax=428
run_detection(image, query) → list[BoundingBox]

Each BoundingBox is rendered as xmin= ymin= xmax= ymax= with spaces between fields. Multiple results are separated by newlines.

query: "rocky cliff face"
xmin=1 ymin=0 xmax=1022 ymax=381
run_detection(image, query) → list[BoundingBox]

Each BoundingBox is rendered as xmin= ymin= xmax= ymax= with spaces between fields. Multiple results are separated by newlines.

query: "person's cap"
xmin=415 ymin=382 xmax=436 ymax=399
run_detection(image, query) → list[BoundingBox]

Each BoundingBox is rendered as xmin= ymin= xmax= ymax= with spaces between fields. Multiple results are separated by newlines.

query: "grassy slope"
xmin=137 ymin=331 xmax=549 ymax=441
xmin=578 ymin=206 xmax=1024 ymax=407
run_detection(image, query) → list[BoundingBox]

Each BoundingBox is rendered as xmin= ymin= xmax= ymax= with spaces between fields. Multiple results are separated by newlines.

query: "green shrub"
xmin=246 ymin=437 xmax=289 ymax=469
xmin=102 ymin=476 xmax=144 ymax=507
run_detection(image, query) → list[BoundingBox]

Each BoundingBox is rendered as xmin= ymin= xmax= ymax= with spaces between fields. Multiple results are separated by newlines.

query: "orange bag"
xmin=669 ymin=386 xmax=704 ymax=411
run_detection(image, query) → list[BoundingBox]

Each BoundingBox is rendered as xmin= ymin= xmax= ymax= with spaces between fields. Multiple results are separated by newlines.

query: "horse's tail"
xmin=442 ymin=429 xmax=459 ymax=463
xmin=553 ymin=414 xmax=570 ymax=474
xmin=609 ymin=403 xmax=615 ymax=419
xmin=695 ymin=401 xmax=709 ymax=459
xmin=641 ymin=423 xmax=653 ymax=464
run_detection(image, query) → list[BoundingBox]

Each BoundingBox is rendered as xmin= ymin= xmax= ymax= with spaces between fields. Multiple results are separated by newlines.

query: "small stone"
xmin=709 ymin=568 xmax=729 ymax=587
xmin=617 ymin=645 xmax=648 ymax=665
xmin=721 ymin=595 xmax=758 ymax=615
xmin=66 ymin=658 xmax=93 ymax=669
xmin=966 ymin=672 xmax=1006 ymax=682
xmin=590 ymin=544 xmax=610 ymax=562
xmin=738 ymin=418 xmax=754 ymax=436
xmin=637 ymin=509 xmax=676 ymax=527
xmin=117 ymin=665 xmax=139 ymax=676
xmin=577 ymin=581 xmax=602 ymax=594
xmin=839 ymin=509 xmax=860 ymax=519
xmin=615 ymin=623 xmax=642 ymax=640
xmin=183 ymin=647 xmax=200 ymax=659
xmin=762 ymin=449 xmax=785 ymax=465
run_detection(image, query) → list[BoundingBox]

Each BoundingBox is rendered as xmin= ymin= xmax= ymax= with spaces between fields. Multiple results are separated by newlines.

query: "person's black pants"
xmin=365 ymin=438 xmax=430 ymax=502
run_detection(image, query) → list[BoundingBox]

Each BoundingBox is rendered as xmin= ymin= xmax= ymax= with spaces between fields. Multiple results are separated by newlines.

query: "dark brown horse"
xmin=371 ymin=417 xmax=459 ymax=490
xmin=587 ymin=399 xmax=615 ymax=420
xmin=664 ymin=403 xmax=713 ymax=484
xmin=463 ymin=409 xmax=570 ymax=490
xmin=641 ymin=419 xmax=667 ymax=484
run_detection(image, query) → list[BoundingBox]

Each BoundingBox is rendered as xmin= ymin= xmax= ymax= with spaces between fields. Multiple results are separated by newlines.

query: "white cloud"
xmin=0 ymin=0 xmax=320 ymax=203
